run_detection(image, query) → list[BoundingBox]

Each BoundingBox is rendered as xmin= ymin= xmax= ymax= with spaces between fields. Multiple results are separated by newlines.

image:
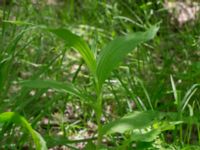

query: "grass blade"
xmin=170 ymin=75 xmax=179 ymax=105
xmin=0 ymin=31 xmax=24 ymax=91
xmin=96 ymin=25 xmax=159 ymax=87
xmin=48 ymin=28 xmax=97 ymax=75
xmin=181 ymin=84 xmax=199 ymax=112
xmin=136 ymin=77 xmax=153 ymax=110
xmin=19 ymin=80 xmax=92 ymax=101
xmin=0 ymin=112 xmax=47 ymax=150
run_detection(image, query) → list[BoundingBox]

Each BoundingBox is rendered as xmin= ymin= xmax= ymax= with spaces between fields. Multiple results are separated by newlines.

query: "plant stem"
xmin=197 ymin=124 xmax=200 ymax=145
xmin=97 ymin=93 xmax=103 ymax=147
xmin=95 ymin=77 xmax=103 ymax=148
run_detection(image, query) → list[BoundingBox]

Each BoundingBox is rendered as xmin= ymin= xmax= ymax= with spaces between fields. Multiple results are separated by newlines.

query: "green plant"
xmin=170 ymin=75 xmax=200 ymax=144
xmin=20 ymin=25 xmax=159 ymax=148
xmin=1 ymin=0 xmax=200 ymax=149
xmin=0 ymin=112 xmax=47 ymax=150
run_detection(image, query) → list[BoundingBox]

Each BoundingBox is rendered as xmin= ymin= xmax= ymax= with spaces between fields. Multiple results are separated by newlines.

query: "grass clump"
xmin=0 ymin=0 xmax=200 ymax=149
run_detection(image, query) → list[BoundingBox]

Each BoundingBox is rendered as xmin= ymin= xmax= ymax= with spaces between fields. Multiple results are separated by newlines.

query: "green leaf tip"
xmin=96 ymin=25 xmax=159 ymax=88
xmin=100 ymin=111 xmax=158 ymax=135
xmin=0 ymin=112 xmax=47 ymax=150
xmin=48 ymin=28 xmax=97 ymax=75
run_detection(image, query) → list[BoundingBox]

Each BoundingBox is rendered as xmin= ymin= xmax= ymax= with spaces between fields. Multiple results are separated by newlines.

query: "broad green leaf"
xmin=130 ymin=120 xmax=182 ymax=142
xmin=97 ymin=25 xmax=159 ymax=87
xmin=84 ymin=141 xmax=96 ymax=150
xmin=118 ymin=120 xmax=179 ymax=150
xmin=45 ymin=135 xmax=96 ymax=148
xmin=135 ymin=142 xmax=153 ymax=150
xmin=0 ymin=112 xmax=47 ymax=150
xmin=49 ymin=28 xmax=96 ymax=75
xmin=100 ymin=111 xmax=158 ymax=135
xmin=20 ymin=80 xmax=92 ymax=101
xmin=131 ymin=129 xmax=161 ymax=142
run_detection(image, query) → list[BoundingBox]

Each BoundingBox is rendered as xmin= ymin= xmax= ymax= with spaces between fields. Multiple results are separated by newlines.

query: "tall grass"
xmin=0 ymin=0 xmax=200 ymax=149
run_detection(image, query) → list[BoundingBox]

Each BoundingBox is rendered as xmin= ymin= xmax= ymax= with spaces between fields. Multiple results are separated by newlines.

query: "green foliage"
xmin=49 ymin=26 xmax=158 ymax=90
xmin=18 ymin=24 xmax=158 ymax=148
xmin=100 ymin=111 xmax=158 ymax=135
xmin=0 ymin=112 xmax=47 ymax=150
xmin=20 ymin=80 xmax=89 ymax=101
xmin=131 ymin=129 xmax=161 ymax=142
xmin=180 ymin=84 xmax=200 ymax=112
xmin=0 ymin=31 xmax=24 ymax=91
xmin=22 ymin=25 xmax=158 ymax=148
xmin=0 ymin=0 xmax=200 ymax=149
xmin=96 ymin=25 xmax=159 ymax=88
xmin=49 ymin=28 xmax=97 ymax=75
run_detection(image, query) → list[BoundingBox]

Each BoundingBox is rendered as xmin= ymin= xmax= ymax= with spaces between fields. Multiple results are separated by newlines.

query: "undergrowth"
xmin=0 ymin=0 xmax=200 ymax=149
